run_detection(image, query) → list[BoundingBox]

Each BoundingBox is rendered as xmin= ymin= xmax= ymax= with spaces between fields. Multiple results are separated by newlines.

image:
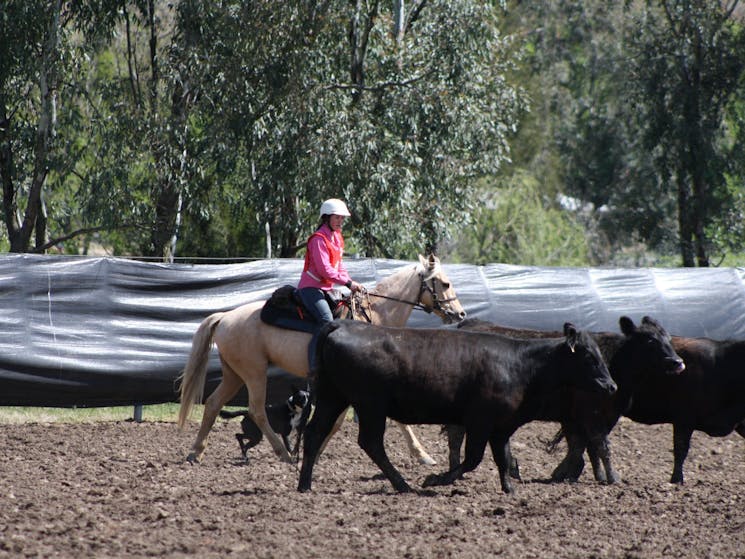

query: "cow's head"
xmin=416 ymin=254 xmax=467 ymax=324
xmin=563 ymin=322 xmax=617 ymax=396
xmin=619 ymin=315 xmax=685 ymax=375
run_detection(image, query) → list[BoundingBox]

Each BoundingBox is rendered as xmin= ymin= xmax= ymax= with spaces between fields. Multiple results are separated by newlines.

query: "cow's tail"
xmin=176 ymin=312 xmax=225 ymax=429
xmin=218 ymin=409 xmax=249 ymax=420
xmin=545 ymin=427 xmax=566 ymax=454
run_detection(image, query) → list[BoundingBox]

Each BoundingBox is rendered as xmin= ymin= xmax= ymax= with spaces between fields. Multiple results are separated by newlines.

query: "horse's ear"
xmin=418 ymin=254 xmax=427 ymax=268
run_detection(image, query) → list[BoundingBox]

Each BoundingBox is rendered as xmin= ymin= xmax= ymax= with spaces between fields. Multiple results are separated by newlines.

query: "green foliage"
xmin=2 ymin=0 xmax=744 ymax=267
xmin=446 ymin=172 xmax=590 ymax=266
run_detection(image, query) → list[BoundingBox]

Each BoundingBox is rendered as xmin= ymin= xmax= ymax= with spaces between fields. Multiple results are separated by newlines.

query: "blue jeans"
xmin=298 ymin=287 xmax=334 ymax=372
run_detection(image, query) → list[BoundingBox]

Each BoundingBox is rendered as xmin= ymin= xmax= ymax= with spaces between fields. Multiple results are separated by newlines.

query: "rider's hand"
xmin=347 ymin=280 xmax=364 ymax=293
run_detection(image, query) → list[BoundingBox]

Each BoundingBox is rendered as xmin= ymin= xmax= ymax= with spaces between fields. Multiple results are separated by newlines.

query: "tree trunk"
xmin=8 ymin=1 xmax=62 ymax=253
xmin=676 ymin=173 xmax=695 ymax=267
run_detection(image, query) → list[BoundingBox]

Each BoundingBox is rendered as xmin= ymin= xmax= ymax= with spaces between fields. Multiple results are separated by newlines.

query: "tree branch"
xmin=31 ymin=223 xmax=140 ymax=253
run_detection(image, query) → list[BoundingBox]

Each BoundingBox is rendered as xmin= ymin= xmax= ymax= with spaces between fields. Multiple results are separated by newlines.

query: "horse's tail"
xmin=176 ymin=312 xmax=225 ymax=429
xmin=218 ymin=409 xmax=249 ymax=420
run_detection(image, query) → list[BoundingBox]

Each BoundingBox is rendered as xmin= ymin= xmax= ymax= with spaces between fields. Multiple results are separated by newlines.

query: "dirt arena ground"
xmin=0 ymin=415 xmax=743 ymax=559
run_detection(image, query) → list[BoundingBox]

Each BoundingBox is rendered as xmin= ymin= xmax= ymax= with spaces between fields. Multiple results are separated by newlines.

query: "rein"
xmin=349 ymin=272 xmax=457 ymax=321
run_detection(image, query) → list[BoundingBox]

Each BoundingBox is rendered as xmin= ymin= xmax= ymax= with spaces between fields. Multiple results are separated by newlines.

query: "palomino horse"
xmin=177 ymin=254 xmax=466 ymax=465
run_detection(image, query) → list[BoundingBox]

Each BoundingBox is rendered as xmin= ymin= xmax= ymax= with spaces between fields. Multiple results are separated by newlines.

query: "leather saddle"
xmin=260 ymin=285 xmax=348 ymax=332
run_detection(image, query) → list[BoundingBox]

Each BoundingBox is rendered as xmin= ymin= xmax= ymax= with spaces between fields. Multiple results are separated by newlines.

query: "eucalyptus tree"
xmin=76 ymin=0 xmax=206 ymax=259
xmin=0 ymin=1 xmax=75 ymax=252
xmin=179 ymin=0 xmax=524 ymax=259
xmin=623 ymin=0 xmax=745 ymax=266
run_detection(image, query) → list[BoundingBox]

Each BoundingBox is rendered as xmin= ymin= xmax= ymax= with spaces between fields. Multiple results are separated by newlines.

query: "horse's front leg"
xmin=187 ymin=364 xmax=242 ymax=464
xmin=396 ymin=422 xmax=437 ymax=466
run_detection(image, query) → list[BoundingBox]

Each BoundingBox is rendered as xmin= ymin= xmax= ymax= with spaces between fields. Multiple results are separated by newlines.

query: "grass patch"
xmin=0 ymin=403 xmax=190 ymax=424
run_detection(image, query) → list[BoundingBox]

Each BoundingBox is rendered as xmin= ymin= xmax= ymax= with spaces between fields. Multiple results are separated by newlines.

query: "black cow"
xmin=452 ymin=316 xmax=685 ymax=484
xmin=297 ymin=320 xmax=617 ymax=494
xmin=548 ymin=335 xmax=745 ymax=485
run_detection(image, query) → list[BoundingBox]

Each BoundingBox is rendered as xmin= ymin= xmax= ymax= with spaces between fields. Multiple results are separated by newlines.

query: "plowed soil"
xmin=0 ymin=416 xmax=743 ymax=558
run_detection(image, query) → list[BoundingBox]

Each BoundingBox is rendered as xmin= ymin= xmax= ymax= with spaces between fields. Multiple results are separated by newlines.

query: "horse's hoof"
xmin=418 ymin=454 xmax=437 ymax=466
xmin=186 ymin=452 xmax=201 ymax=464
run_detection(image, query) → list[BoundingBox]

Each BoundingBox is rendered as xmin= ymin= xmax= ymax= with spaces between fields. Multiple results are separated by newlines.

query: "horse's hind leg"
xmin=396 ymin=423 xmax=437 ymax=466
xmin=187 ymin=361 xmax=243 ymax=463
xmin=244 ymin=367 xmax=293 ymax=464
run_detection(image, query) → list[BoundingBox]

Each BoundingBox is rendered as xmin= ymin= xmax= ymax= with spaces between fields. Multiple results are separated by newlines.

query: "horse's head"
xmin=416 ymin=254 xmax=467 ymax=324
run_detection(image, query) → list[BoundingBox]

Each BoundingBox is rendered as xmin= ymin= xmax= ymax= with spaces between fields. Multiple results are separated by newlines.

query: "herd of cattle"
xmin=297 ymin=314 xmax=745 ymax=494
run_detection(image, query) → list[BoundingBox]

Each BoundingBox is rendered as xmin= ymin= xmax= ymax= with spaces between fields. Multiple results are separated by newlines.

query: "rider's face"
xmin=329 ymin=214 xmax=346 ymax=231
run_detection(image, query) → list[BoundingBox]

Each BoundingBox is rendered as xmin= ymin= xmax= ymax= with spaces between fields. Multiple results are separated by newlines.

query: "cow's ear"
xmin=563 ymin=322 xmax=578 ymax=353
xmin=619 ymin=316 xmax=636 ymax=336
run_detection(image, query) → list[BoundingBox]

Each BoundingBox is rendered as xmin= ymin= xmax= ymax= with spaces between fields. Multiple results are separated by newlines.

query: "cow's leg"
xmin=584 ymin=440 xmax=603 ymax=482
xmin=396 ymin=423 xmax=437 ymax=466
xmin=551 ymin=431 xmax=587 ymax=483
xmin=422 ymin=429 xmax=489 ymax=488
xmin=488 ymin=434 xmax=517 ymax=494
xmin=298 ymin=396 xmax=348 ymax=492
xmin=313 ymin=407 xmax=349 ymax=462
xmin=446 ymin=424 xmax=466 ymax=471
xmin=670 ymin=424 xmax=694 ymax=484
xmin=737 ymin=421 xmax=745 ymax=438
xmin=447 ymin=424 xmax=520 ymax=479
xmin=590 ymin=434 xmax=620 ymax=484
xmin=356 ymin=411 xmax=412 ymax=493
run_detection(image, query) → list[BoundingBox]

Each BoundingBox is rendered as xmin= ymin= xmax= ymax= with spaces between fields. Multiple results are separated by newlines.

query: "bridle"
xmin=346 ymin=270 xmax=459 ymax=322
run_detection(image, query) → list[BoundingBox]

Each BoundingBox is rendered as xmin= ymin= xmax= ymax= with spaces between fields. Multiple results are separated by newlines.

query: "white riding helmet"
xmin=320 ymin=198 xmax=351 ymax=217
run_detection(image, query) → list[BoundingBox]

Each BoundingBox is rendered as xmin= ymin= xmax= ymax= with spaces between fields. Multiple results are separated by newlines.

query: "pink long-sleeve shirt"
xmin=298 ymin=224 xmax=352 ymax=291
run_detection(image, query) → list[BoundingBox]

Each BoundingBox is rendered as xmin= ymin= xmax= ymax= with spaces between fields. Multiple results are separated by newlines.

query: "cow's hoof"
xmin=509 ymin=459 xmax=521 ymax=481
xmin=422 ymin=473 xmax=443 ymax=487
